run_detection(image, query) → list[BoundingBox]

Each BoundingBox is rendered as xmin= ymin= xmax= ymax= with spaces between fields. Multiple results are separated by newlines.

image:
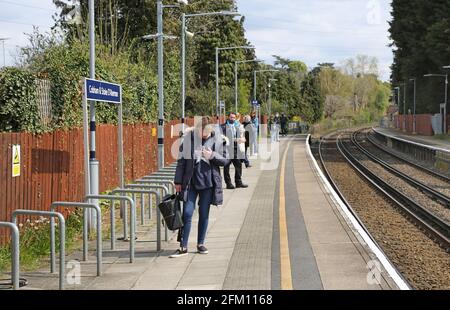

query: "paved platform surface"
xmin=375 ymin=127 xmax=450 ymax=152
xmin=17 ymin=136 xmax=398 ymax=290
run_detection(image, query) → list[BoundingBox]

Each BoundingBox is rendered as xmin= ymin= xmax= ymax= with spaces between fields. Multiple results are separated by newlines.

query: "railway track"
xmin=314 ymin=131 xmax=450 ymax=289
xmin=353 ymin=130 xmax=450 ymax=208
xmin=337 ymin=131 xmax=450 ymax=251
xmin=366 ymin=130 xmax=450 ymax=182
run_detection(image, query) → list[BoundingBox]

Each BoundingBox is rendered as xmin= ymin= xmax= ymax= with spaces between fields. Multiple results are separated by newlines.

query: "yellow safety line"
xmin=279 ymin=140 xmax=293 ymax=290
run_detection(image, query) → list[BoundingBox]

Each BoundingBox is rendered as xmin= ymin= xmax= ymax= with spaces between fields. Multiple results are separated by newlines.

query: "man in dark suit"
xmin=221 ymin=112 xmax=248 ymax=189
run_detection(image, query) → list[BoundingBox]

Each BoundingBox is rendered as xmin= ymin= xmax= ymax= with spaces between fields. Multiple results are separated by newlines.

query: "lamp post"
xmin=234 ymin=59 xmax=262 ymax=113
xmin=181 ymin=11 xmax=239 ymax=131
xmin=253 ymin=69 xmax=279 ymax=101
xmin=215 ymin=46 xmax=255 ymax=117
xmin=394 ymin=86 xmax=400 ymax=129
xmin=402 ymin=82 xmax=407 ymax=132
xmin=87 ymin=0 xmax=97 ymax=232
xmin=424 ymin=72 xmax=448 ymax=135
xmin=0 ymin=37 xmax=10 ymax=67
xmin=143 ymin=0 xmax=187 ymax=169
xmin=409 ymin=78 xmax=417 ymax=134
xmin=268 ymin=78 xmax=278 ymax=118
xmin=253 ymin=69 xmax=279 ymax=126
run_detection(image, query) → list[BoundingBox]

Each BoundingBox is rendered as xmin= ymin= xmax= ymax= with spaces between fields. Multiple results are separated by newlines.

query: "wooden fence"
xmin=0 ymin=118 xmax=194 ymax=244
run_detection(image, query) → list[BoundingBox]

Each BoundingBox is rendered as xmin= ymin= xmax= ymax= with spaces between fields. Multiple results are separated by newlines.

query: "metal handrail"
xmin=124 ymin=184 xmax=170 ymax=241
xmin=12 ymin=210 xmax=65 ymax=290
xmin=85 ymin=195 xmax=136 ymax=263
xmin=0 ymin=222 xmax=19 ymax=290
xmin=51 ymin=202 xmax=102 ymax=276
xmin=124 ymin=184 xmax=168 ymax=223
xmin=139 ymin=178 xmax=175 ymax=194
xmin=112 ymin=189 xmax=162 ymax=251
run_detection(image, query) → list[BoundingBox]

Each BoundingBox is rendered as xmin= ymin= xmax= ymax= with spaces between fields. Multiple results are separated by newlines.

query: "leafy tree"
xmin=389 ymin=0 xmax=450 ymax=114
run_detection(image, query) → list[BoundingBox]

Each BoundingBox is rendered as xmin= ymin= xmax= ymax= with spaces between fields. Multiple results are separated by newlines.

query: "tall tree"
xmin=389 ymin=0 xmax=450 ymax=114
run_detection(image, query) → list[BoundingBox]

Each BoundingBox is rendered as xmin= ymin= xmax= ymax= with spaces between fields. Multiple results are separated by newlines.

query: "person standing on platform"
xmin=280 ymin=113 xmax=288 ymax=136
xmin=250 ymin=111 xmax=259 ymax=156
xmin=221 ymin=112 xmax=248 ymax=189
xmin=272 ymin=113 xmax=281 ymax=142
xmin=242 ymin=115 xmax=252 ymax=168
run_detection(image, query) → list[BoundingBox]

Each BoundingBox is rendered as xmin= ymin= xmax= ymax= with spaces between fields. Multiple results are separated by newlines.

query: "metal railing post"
xmin=51 ymin=202 xmax=101 ymax=276
xmin=112 ymin=189 xmax=162 ymax=251
xmin=0 ymin=222 xmax=19 ymax=290
xmin=131 ymin=181 xmax=172 ymax=241
xmin=12 ymin=210 xmax=65 ymax=290
xmin=85 ymin=195 xmax=136 ymax=263
xmin=125 ymin=184 xmax=169 ymax=221
xmin=140 ymin=177 xmax=175 ymax=193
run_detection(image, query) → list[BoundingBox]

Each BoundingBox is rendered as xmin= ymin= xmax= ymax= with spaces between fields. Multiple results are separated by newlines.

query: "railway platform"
xmin=11 ymin=136 xmax=402 ymax=290
xmin=374 ymin=127 xmax=450 ymax=152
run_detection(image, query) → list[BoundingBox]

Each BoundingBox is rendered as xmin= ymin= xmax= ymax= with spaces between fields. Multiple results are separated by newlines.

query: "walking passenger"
xmin=171 ymin=117 xmax=229 ymax=258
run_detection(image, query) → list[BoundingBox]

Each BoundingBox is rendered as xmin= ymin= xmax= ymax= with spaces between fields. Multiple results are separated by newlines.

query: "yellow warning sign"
xmin=12 ymin=145 xmax=20 ymax=177
xmin=152 ymin=127 xmax=157 ymax=137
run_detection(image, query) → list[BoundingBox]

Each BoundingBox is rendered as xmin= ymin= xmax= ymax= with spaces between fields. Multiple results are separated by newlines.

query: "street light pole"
xmin=253 ymin=69 xmax=279 ymax=125
xmin=88 ymin=0 xmax=99 ymax=232
xmin=181 ymin=11 xmax=239 ymax=130
xmin=409 ymin=78 xmax=416 ymax=134
xmin=144 ymin=0 xmax=187 ymax=168
xmin=216 ymin=47 xmax=219 ymax=117
xmin=156 ymin=0 xmax=165 ymax=169
xmin=403 ymin=82 xmax=406 ymax=132
xmin=181 ymin=13 xmax=186 ymax=132
xmin=234 ymin=59 xmax=261 ymax=113
xmin=253 ymin=69 xmax=279 ymax=101
xmin=215 ymin=46 xmax=255 ymax=117
xmin=268 ymin=82 xmax=272 ymax=117
xmin=268 ymin=78 xmax=278 ymax=118
xmin=0 ymin=38 xmax=10 ymax=67
xmin=394 ymin=86 xmax=400 ymax=129
xmin=424 ymin=72 xmax=448 ymax=134
xmin=234 ymin=62 xmax=238 ymax=113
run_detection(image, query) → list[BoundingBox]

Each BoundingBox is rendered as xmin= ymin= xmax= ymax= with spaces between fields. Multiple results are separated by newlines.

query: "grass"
xmin=0 ymin=190 xmax=159 ymax=276
xmin=0 ymin=210 xmax=83 ymax=273
xmin=311 ymin=117 xmax=380 ymax=138
xmin=432 ymin=134 xmax=450 ymax=142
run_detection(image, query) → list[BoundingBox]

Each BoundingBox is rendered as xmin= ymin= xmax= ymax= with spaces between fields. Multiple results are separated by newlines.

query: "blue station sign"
xmin=85 ymin=78 xmax=121 ymax=104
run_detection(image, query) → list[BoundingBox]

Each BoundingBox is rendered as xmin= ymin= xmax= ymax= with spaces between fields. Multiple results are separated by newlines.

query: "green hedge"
xmin=0 ymin=40 xmax=170 ymax=133
xmin=0 ymin=68 xmax=41 ymax=132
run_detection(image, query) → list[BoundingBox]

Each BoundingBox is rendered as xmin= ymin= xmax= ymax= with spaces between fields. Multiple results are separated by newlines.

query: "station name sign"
xmin=85 ymin=78 xmax=121 ymax=104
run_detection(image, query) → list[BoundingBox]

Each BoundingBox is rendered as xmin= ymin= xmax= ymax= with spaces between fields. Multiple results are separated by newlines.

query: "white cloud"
xmin=237 ymin=0 xmax=393 ymax=81
xmin=0 ymin=0 xmax=58 ymax=66
xmin=0 ymin=1 xmax=394 ymax=81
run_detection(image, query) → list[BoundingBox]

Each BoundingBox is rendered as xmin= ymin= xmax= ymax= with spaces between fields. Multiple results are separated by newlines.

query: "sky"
xmin=0 ymin=0 xmax=394 ymax=81
xmin=236 ymin=0 xmax=393 ymax=80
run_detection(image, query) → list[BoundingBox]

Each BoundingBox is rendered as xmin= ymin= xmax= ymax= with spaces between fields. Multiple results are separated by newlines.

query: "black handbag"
xmin=158 ymin=194 xmax=184 ymax=231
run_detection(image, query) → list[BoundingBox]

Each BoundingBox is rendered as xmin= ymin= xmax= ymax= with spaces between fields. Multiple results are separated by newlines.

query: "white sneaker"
xmin=169 ymin=248 xmax=188 ymax=258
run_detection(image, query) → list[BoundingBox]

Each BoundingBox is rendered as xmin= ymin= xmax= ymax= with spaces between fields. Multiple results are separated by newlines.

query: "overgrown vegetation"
xmin=0 ymin=68 xmax=40 ymax=132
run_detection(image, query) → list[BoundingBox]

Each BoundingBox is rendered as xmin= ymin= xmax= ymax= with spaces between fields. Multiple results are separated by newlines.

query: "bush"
xmin=0 ymin=68 xmax=41 ymax=132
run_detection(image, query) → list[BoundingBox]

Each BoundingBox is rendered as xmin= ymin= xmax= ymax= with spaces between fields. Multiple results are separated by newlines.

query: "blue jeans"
xmin=181 ymin=187 xmax=213 ymax=248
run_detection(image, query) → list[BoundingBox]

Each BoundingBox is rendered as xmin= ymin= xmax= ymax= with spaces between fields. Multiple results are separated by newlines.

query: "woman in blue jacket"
xmin=171 ymin=117 xmax=230 ymax=258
